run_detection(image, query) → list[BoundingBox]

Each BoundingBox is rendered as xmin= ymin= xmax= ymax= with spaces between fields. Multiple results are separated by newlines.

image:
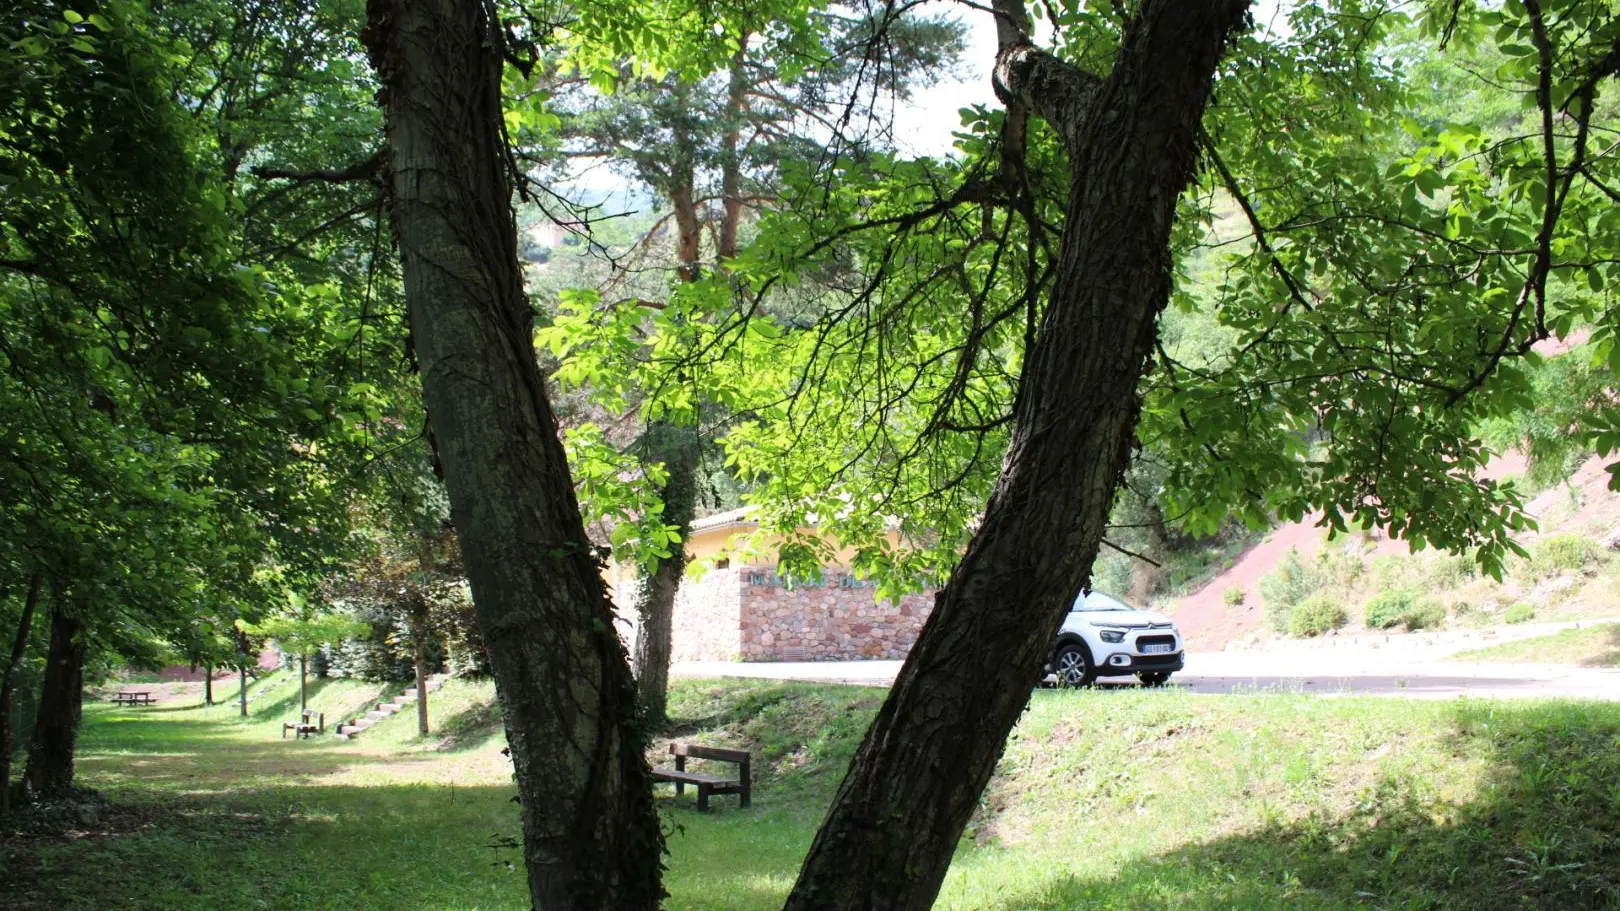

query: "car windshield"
xmin=1075 ymin=591 xmax=1132 ymax=612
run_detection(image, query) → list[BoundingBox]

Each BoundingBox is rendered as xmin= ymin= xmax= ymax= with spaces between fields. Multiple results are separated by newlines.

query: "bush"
xmin=1505 ymin=602 xmax=1536 ymax=624
xmin=1318 ymin=541 xmax=1367 ymax=588
xmin=1289 ymin=593 xmax=1348 ymax=637
xmin=1531 ymin=535 xmax=1596 ymax=576
xmin=1260 ymin=548 xmax=1326 ymax=632
xmin=1405 ymin=596 xmax=1447 ymax=631
xmin=1365 ymin=589 xmax=1448 ymax=631
xmin=1223 ymin=586 xmax=1246 ymax=607
xmin=1289 ymin=594 xmax=1348 ymax=637
xmin=1369 ymin=555 xmax=1417 ymax=592
xmin=1364 ymin=589 xmax=1415 ymax=629
xmin=1362 ymin=590 xmax=1446 ymax=631
xmin=1421 ymin=552 xmax=1476 ymax=589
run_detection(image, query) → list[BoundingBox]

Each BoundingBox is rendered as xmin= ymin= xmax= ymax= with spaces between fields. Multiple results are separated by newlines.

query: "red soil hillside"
xmin=1167 ymin=452 xmax=1619 ymax=651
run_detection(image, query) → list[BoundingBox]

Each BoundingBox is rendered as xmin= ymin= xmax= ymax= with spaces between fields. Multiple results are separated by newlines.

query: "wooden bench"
xmin=109 ymin=691 xmax=156 ymax=706
xmin=282 ymin=709 xmax=325 ymax=739
xmin=651 ymin=743 xmax=751 ymax=811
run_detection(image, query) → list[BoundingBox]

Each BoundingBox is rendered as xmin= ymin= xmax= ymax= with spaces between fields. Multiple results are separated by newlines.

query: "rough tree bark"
xmin=24 ymin=599 xmax=86 ymax=799
xmin=361 ymin=0 xmax=664 ymax=907
xmin=718 ymin=45 xmax=748 ymax=261
xmin=411 ymin=598 xmax=430 ymax=737
xmin=782 ymin=1 xmax=1250 ymax=909
xmin=631 ymin=109 xmax=714 ymax=724
xmin=631 ymin=426 xmax=698 ymax=724
xmin=238 ymin=628 xmax=255 ymax=717
xmin=0 ymin=572 xmax=44 ymax=814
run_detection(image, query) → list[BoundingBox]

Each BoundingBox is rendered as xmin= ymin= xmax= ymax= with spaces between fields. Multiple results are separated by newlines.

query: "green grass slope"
xmin=1452 ymin=622 xmax=1620 ymax=666
xmin=6 ymin=679 xmax=1620 ymax=911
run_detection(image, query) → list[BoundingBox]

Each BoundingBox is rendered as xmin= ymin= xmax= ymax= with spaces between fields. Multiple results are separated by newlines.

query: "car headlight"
xmin=1098 ymin=629 xmax=1125 ymax=643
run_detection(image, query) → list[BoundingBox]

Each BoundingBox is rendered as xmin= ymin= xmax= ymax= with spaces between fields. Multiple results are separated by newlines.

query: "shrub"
xmin=1531 ymin=535 xmax=1596 ymax=576
xmin=1363 ymin=589 xmax=1446 ymax=630
xmin=1319 ymin=541 xmax=1367 ymax=588
xmin=1260 ymin=548 xmax=1325 ymax=632
xmin=1289 ymin=593 xmax=1348 ymax=637
xmin=1223 ymin=586 xmax=1246 ymax=607
xmin=1364 ymin=589 xmax=1415 ymax=629
xmin=1421 ymin=552 xmax=1476 ymax=589
xmin=1505 ymin=602 xmax=1536 ymax=624
xmin=1404 ymin=596 xmax=1447 ymax=631
xmin=1369 ymin=555 xmax=1417 ymax=592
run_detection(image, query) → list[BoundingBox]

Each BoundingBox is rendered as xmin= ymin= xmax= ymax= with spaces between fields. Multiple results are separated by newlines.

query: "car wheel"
xmin=1053 ymin=643 xmax=1096 ymax=688
xmin=1136 ymin=671 xmax=1172 ymax=687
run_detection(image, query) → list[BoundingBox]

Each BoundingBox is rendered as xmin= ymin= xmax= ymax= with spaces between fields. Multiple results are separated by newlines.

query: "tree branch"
xmin=991 ymin=40 xmax=1102 ymax=152
xmin=251 ymin=151 xmax=384 ymax=184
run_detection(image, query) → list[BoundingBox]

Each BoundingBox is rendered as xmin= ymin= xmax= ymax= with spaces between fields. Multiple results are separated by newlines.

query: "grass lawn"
xmin=1452 ymin=623 xmax=1620 ymax=666
xmin=7 ymin=673 xmax=1620 ymax=910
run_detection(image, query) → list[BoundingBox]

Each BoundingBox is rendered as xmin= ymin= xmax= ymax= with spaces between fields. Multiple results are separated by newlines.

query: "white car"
xmin=1046 ymin=590 xmax=1184 ymax=687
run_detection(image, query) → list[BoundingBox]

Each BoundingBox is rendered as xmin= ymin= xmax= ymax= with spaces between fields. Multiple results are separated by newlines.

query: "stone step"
xmin=377 ymin=702 xmax=406 ymax=711
xmin=363 ymin=709 xmax=395 ymax=720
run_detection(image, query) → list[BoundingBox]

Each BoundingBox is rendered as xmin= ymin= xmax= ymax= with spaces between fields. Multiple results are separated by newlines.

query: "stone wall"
xmin=737 ymin=568 xmax=934 ymax=660
xmin=669 ymin=565 xmax=744 ymax=661
xmin=611 ymin=563 xmax=937 ymax=663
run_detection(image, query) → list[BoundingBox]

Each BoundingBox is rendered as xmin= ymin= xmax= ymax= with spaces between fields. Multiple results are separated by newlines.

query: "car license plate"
xmin=1142 ymin=643 xmax=1174 ymax=654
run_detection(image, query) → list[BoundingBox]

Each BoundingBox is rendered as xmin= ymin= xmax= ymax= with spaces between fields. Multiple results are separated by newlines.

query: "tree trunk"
xmin=203 ymin=664 xmax=213 ymax=707
xmin=299 ymin=653 xmax=307 ymax=716
xmin=632 ymin=428 xmax=699 ymax=725
xmin=782 ymin=2 xmax=1249 ymax=909
xmin=412 ymin=604 xmax=429 ymax=737
xmin=631 ymin=142 xmax=706 ymax=726
xmin=238 ymin=664 xmax=247 ymax=717
xmin=669 ymin=108 xmax=702 ymax=281
xmin=0 ymin=572 xmax=44 ymax=814
xmin=718 ymin=45 xmax=747 ymax=261
xmin=362 ymin=1 xmax=664 ymax=907
xmin=24 ymin=601 xmax=86 ymax=799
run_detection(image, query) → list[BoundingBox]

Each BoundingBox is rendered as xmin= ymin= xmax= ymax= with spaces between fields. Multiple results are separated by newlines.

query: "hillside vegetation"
xmin=7 ymin=677 xmax=1620 ymax=911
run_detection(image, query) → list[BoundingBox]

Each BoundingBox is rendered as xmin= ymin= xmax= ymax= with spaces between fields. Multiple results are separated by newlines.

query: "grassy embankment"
xmin=6 ymin=674 xmax=1620 ymax=910
xmin=1453 ymin=621 xmax=1620 ymax=666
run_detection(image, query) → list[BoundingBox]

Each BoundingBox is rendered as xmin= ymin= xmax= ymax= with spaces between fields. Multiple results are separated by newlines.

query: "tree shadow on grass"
xmin=969 ymin=700 xmax=1620 ymax=911
xmin=1 ymin=781 xmax=531 ymax=911
xmin=430 ymin=695 xmax=506 ymax=752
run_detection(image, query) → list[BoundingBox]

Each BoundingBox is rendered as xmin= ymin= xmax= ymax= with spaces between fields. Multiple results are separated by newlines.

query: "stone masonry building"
xmin=611 ymin=508 xmax=937 ymax=662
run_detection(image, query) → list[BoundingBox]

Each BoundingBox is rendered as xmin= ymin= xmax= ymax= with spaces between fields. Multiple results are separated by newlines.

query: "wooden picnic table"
xmin=110 ymin=691 xmax=156 ymax=706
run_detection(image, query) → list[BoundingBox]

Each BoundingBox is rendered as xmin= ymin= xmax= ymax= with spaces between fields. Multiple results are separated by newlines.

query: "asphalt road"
xmin=673 ymin=644 xmax=1620 ymax=701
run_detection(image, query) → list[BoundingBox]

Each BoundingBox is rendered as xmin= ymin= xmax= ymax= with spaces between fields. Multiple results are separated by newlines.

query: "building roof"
xmin=689 ymin=506 xmax=759 ymax=533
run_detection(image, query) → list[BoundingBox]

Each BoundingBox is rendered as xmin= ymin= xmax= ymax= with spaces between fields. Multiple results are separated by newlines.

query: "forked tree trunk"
xmin=0 ymin=572 xmax=44 ymax=814
xmin=782 ymin=1 xmax=1250 ymax=909
xmin=362 ymin=1 xmax=664 ymax=907
xmin=24 ymin=601 xmax=86 ymax=799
